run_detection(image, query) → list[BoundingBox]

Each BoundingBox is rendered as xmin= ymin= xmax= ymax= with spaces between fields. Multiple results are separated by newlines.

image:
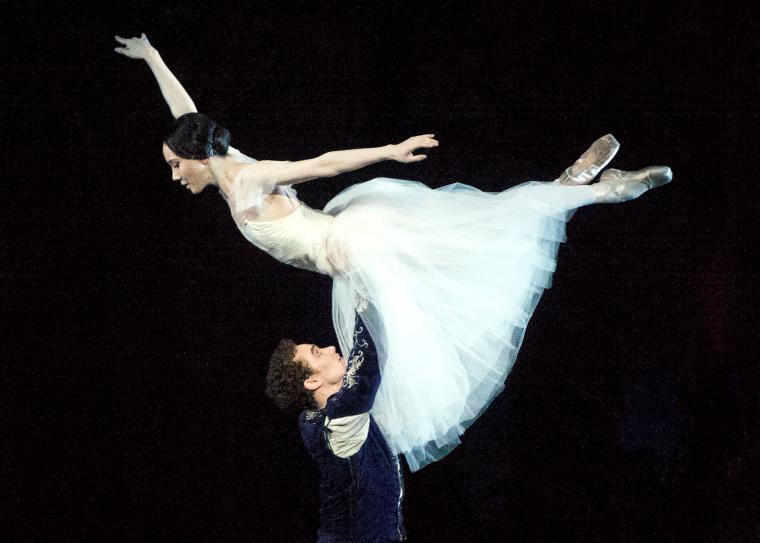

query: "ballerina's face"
xmin=294 ymin=343 xmax=348 ymax=388
xmin=162 ymin=143 xmax=215 ymax=194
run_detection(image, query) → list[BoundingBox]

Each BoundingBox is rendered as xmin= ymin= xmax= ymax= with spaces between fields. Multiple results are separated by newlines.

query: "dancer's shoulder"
xmin=224 ymin=160 xmax=293 ymax=201
xmin=299 ymin=409 xmax=322 ymax=424
xmin=226 ymin=145 xmax=256 ymax=163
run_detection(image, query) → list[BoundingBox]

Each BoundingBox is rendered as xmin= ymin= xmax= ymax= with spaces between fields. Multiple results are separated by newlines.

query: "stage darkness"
xmin=3 ymin=2 xmax=758 ymax=541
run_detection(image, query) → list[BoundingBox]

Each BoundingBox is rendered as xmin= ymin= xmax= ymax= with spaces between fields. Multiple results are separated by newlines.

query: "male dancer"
xmin=267 ymin=312 xmax=405 ymax=543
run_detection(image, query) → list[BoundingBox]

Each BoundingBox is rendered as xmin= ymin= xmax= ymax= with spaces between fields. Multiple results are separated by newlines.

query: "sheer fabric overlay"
xmin=221 ymin=147 xmax=299 ymax=226
xmin=325 ymin=178 xmax=595 ymax=471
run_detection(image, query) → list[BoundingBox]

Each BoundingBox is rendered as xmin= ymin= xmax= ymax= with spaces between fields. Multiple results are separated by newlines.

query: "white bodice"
xmin=239 ymin=204 xmax=337 ymax=275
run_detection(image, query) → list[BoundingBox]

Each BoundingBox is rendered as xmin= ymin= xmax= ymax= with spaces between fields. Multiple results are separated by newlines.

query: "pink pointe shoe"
xmin=593 ymin=166 xmax=673 ymax=203
xmin=556 ymin=134 xmax=621 ymax=185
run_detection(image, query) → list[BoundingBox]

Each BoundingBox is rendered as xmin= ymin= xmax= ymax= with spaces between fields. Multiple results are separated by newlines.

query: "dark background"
xmin=3 ymin=1 xmax=758 ymax=541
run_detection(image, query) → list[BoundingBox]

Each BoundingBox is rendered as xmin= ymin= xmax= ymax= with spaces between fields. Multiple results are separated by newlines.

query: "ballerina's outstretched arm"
xmin=222 ymin=134 xmax=439 ymax=191
xmin=114 ymin=34 xmax=197 ymax=119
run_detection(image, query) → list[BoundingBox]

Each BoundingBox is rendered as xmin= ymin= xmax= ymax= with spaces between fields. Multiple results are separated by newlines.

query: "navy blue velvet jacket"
xmin=299 ymin=316 xmax=405 ymax=542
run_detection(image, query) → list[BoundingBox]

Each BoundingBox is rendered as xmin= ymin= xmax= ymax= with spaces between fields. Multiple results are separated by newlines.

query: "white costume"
xmin=224 ymin=147 xmax=597 ymax=471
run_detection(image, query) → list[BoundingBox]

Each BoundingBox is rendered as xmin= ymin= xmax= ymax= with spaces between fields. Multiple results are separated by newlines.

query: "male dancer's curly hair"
xmin=266 ymin=339 xmax=316 ymax=411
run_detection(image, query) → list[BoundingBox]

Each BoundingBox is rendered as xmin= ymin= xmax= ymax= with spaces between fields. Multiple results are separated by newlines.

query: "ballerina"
xmin=115 ymin=34 xmax=672 ymax=471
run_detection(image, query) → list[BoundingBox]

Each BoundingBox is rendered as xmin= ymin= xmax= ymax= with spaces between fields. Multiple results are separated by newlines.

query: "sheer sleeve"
xmin=221 ymin=147 xmax=299 ymax=225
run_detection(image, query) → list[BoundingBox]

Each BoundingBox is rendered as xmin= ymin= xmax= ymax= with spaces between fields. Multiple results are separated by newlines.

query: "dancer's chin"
xmin=186 ymin=184 xmax=204 ymax=194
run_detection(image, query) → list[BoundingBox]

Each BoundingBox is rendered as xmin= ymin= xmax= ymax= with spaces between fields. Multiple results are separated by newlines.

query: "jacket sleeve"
xmin=326 ymin=315 xmax=381 ymax=418
xmin=298 ymin=410 xmax=326 ymax=460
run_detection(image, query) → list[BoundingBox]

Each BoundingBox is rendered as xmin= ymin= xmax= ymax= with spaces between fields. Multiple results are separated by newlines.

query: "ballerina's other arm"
xmin=232 ymin=134 xmax=439 ymax=188
xmin=114 ymin=34 xmax=197 ymax=119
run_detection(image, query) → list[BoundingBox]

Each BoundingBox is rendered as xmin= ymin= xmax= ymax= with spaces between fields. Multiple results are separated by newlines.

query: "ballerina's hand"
xmin=114 ymin=33 xmax=155 ymax=59
xmin=391 ymin=134 xmax=439 ymax=163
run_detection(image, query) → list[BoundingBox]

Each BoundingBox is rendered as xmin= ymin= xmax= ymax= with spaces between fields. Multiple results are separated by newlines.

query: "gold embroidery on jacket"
xmin=344 ymin=326 xmax=368 ymax=389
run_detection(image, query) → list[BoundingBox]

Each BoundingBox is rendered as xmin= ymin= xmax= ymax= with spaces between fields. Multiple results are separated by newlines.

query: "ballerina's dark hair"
xmin=164 ymin=112 xmax=231 ymax=160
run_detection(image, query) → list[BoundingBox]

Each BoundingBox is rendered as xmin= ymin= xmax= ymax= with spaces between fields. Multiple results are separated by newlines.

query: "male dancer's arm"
xmin=320 ymin=314 xmax=382 ymax=457
xmin=327 ymin=314 xmax=381 ymax=417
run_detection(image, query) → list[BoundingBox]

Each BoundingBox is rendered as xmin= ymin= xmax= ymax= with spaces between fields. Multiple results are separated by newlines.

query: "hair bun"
xmin=165 ymin=112 xmax=231 ymax=160
xmin=211 ymin=125 xmax=231 ymax=155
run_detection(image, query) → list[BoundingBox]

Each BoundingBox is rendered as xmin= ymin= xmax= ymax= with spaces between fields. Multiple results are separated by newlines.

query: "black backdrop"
xmin=3 ymin=1 xmax=758 ymax=541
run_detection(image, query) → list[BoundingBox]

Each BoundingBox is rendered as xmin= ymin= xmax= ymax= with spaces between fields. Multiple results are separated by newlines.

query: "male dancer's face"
xmin=294 ymin=344 xmax=347 ymax=388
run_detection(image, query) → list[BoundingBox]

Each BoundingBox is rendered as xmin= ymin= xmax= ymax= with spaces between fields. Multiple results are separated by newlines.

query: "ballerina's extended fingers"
xmin=414 ymin=134 xmax=438 ymax=147
xmin=114 ymin=33 xmax=152 ymax=58
xmin=399 ymin=134 xmax=439 ymax=162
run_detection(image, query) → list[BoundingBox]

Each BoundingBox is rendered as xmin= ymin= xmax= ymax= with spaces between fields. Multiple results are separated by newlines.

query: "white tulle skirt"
xmin=323 ymin=177 xmax=596 ymax=471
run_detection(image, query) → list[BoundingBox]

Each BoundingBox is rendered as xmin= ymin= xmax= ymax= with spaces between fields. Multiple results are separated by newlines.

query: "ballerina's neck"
xmin=208 ymin=155 xmax=241 ymax=197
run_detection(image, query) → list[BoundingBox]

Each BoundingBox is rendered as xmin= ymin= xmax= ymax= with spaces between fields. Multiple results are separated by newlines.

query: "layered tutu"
xmin=324 ymin=177 xmax=595 ymax=471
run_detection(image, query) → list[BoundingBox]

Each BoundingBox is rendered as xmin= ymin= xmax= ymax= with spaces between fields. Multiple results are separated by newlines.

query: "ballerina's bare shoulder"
xmin=225 ymin=148 xmax=301 ymax=222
